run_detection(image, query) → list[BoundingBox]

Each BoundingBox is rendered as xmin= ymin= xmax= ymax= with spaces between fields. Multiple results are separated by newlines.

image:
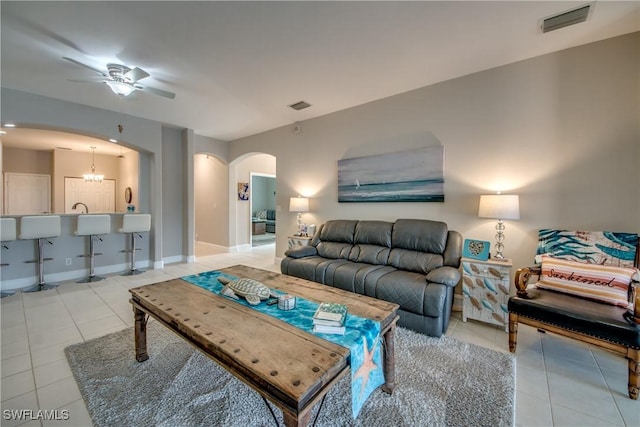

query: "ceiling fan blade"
xmin=139 ymin=85 xmax=176 ymax=99
xmin=67 ymin=78 xmax=106 ymax=83
xmin=124 ymin=67 xmax=150 ymax=82
xmin=62 ymin=56 xmax=106 ymax=77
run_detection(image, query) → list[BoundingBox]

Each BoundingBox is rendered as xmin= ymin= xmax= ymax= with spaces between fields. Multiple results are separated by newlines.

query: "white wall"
xmin=229 ymin=33 xmax=640 ymax=275
xmin=195 ymin=153 xmax=229 ymax=246
xmin=161 ymin=127 xmax=185 ymax=261
xmin=116 ymin=150 xmax=139 ymax=213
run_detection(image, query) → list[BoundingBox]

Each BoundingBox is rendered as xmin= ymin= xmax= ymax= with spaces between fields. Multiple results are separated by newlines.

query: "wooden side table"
xmin=288 ymin=235 xmax=312 ymax=248
xmin=252 ymin=221 xmax=266 ymax=235
xmin=461 ymin=257 xmax=512 ymax=332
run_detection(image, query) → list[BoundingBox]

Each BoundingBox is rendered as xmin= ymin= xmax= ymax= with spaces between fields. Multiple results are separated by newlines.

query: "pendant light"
xmin=83 ymin=146 xmax=104 ymax=182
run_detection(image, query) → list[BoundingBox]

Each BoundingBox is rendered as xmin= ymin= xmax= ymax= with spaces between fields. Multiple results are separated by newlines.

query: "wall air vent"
xmin=542 ymin=4 xmax=591 ymax=33
xmin=288 ymin=101 xmax=311 ymax=111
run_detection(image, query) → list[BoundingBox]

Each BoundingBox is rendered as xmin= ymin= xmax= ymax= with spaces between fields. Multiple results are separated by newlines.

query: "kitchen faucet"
xmin=72 ymin=202 xmax=89 ymax=213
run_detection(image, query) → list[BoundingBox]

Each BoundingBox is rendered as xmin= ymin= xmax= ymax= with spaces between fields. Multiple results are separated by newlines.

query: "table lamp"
xmin=289 ymin=196 xmax=309 ymax=235
xmin=478 ymin=194 xmax=520 ymax=259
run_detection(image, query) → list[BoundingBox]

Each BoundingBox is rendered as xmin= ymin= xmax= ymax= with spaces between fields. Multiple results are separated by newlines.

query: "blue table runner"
xmin=181 ymin=270 xmax=384 ymax=418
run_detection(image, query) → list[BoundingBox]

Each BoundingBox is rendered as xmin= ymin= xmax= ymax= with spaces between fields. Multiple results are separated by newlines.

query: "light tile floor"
xmin=1 ymin=243 xmax=638 ymax=426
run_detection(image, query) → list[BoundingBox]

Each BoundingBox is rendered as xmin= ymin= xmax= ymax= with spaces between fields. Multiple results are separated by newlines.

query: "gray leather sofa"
xmin=281 ymin=219 xmax=463 ymax=337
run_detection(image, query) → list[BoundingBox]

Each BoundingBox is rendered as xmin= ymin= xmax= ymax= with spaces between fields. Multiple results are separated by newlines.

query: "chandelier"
xmin=84 ymin=146 xmax=104 ymax=182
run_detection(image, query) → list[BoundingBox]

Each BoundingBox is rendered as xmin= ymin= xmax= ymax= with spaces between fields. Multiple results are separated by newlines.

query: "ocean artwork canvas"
xmin=338 ymin=146 xmax=444 ymax=202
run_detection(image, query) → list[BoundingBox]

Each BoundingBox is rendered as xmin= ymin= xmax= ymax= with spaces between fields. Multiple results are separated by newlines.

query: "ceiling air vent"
xmin=542 ymin=4 xmax=591 ymax=33
xmin=288 ymin=101 xmax=311 ymax=111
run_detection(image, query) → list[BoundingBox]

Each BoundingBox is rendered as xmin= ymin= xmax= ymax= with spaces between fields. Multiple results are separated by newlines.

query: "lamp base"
xmin=494 ymin=219 xmax=506 ymax=259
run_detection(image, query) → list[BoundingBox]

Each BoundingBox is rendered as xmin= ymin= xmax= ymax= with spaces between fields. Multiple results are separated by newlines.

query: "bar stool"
xmin=119 ymin=214 xmax=151 ymax=276
xmin=1 ymin=218 xmax=17 ymax=298
xmin=75 ymin=215 xmax=111 ymax=283
xmin=19 ymin=215 xmax=61 ymax=292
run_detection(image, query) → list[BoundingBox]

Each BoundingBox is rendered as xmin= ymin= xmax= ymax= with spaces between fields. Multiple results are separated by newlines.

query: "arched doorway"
xmin=228 ymin=153 xmax=276 ymax=251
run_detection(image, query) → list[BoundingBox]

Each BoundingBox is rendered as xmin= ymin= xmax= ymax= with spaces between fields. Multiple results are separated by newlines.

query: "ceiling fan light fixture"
xmin=106 ymin=80 xmax=135 ymax=96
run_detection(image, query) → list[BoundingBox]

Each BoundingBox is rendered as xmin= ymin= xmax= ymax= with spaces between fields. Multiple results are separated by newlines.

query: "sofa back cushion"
xmin=392 ymin=219 xmax=448 ymax=254
xmin=354 ymin=221 xmax=393 ymax=246
xmin=319 ymin=220 xmax=358 ymax=243
xmin=387 ymin=219 xmax=447 ymax=274
xmin=316 ymin=220 xmax=357 ymax=260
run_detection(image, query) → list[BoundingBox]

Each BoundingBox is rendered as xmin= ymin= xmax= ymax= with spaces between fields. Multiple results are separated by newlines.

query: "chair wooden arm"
xmin=514 ymin=266 xmax=541 ymax=298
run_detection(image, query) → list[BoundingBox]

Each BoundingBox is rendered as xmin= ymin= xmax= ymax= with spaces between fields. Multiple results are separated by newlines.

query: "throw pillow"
xmin=536 ymin=255 xmax=637 ymax=307
xmin=255 ymin=209 xmax=267 ymax=220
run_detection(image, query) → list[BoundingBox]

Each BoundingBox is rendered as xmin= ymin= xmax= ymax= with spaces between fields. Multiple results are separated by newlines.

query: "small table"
xmin=252 ymin=220 xmax=266 ymax=235
xmin=129 ymin=265 xmax=399 ymax=427
xmin=461 ymin=257 xmax=512 ymax=332
xmin=288 ymin=235 xmax=313 ymax=248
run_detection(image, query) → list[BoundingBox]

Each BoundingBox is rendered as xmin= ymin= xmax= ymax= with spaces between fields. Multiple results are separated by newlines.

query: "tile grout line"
xmin=19 ymin=290 xmax=43 ymax=427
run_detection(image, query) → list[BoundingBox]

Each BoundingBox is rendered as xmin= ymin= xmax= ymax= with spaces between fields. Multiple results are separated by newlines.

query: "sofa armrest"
xmin=426 ymin=266 xmax=461 ymax=288
xmin=514 ymin=266 xmax=541 ymax=298
xmin=284 ymin=245 xmax=318 ymax=259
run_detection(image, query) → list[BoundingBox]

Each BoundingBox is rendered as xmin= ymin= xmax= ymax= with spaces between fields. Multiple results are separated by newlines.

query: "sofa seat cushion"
xmin=281 ymin=256 xmax=326 ymax=282
xmin=373 ymin=271 xmax=447 ymax=317
xmin=282 ymin=256 xmax=352 ymax=283
xmin=324 ymin=262 xmax=390 ymax=294
xmin=350 ymin=244 xmax=391 ymax=265
xmin=317 ymin=241 xmax=353 ymax=260
xmin=509 ymin=288 xmax=640 ymax=349
xmin=387 ymin=248 xmax=444 ymax=274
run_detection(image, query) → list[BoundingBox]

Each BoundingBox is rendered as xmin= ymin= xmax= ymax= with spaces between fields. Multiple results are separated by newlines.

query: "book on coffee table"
xmin=313 ymin=302 xmax=348 ymax=327
xmin=312 ymin=323 xmax=346 ymax=335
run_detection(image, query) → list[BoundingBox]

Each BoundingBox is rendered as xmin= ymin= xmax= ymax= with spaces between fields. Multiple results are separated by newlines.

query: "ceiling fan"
xmin=63 ymin=56 xmax=175 ymax=99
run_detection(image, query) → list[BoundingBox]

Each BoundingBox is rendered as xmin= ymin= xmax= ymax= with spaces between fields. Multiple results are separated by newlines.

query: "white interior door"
xmin=64 ymin=177 xmax=115 ymax=213
xmin=4 ymin=172 xmax=51 ymax=214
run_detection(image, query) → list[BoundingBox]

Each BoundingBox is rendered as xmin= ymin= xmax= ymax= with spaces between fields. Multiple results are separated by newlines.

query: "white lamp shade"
xmin=478 ymin=194 xmax=520 ymax=220
xmin=289 ymin=197 xmax=309 ymax=212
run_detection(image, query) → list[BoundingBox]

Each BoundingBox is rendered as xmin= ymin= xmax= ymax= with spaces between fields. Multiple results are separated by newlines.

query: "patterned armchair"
xmin=508 ymin=230 xmax=640 ymax=399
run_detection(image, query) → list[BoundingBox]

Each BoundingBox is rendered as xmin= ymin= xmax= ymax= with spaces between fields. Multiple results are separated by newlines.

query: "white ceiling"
xmin=1 ymin=1 xmax=639 ymax=153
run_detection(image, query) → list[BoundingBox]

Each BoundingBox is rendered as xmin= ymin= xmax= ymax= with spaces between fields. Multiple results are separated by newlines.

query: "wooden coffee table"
xmin=129 ymin=265 xmax=399 ymax=427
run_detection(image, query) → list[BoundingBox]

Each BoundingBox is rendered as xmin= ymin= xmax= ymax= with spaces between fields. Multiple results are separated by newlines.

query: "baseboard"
xmin=0 ymin=260 xmax=152 ymax=292
xmin=161 ymin=254 xmax=188 ymax=266
xmin=196 ymin=241 xmax=227 ymax=251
